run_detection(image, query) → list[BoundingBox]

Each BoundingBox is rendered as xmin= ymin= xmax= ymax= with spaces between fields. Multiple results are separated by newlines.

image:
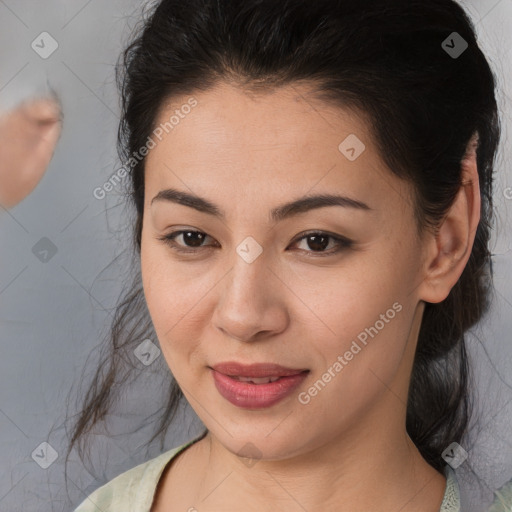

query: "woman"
xmin=69 ymin=0 xmax=512 ymax=510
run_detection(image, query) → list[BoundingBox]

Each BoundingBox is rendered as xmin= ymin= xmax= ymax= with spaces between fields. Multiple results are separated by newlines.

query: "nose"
xmin=212 ymin=246 xmax=288 ymax=343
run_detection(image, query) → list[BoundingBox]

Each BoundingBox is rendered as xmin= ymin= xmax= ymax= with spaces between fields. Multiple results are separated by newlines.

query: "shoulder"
xmin=441 ymin=467 xmax=512 ymax=512
xmin=488 ymin=478 xmax=512 ymax=512
xmin=73 ymin=440 xmax=195 ymax=512
xmin=440 ymin=465 xmax=461 ymax=512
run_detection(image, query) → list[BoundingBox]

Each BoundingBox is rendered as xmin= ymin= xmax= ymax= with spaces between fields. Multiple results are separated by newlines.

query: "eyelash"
xmin=156 ymin=229 xmax=353 ymax=257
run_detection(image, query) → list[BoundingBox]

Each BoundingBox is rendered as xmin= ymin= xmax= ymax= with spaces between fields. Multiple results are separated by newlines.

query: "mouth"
xmin=209 ymin=362 xmax=310 ymax=409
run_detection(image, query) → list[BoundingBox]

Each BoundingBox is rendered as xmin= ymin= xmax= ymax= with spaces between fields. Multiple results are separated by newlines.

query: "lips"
xmin=210 ymin=361 xmax=309 ymax=378
xmin=209 ymin=361 xmax=310 ymax=408
xmin=210 ymin=366 xmax=310 ymax=409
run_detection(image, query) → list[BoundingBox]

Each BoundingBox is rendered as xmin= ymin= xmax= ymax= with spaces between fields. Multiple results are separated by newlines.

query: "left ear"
xmin=417 ymin=132 xmax=481 ymax=304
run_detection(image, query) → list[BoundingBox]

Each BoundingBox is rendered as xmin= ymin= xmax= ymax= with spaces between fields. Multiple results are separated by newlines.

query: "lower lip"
xmin=211 ymin=369 xmax=309 ymax=409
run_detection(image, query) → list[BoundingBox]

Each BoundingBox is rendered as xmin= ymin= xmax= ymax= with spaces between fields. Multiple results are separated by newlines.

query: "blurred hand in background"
xmin=0 ymin=96 xmax=62 ymax=209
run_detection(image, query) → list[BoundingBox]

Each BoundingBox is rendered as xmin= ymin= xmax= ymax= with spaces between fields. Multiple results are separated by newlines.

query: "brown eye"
xmin=289 ymin=231 xmax=353 ymax=256
xmin=157 ymin=230 xmax=215 ymax=253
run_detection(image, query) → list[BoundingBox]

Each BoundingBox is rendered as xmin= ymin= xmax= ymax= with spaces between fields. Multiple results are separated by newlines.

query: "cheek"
xmin=298 ymin=287 xmax=412 ymax=430
xmin=140 ymin=241 xmax=211 ymax=373
xmin=295 ymin=250 xmax=414 ymax=399
xmin=293 ymin=254 xmax=406 ymax=348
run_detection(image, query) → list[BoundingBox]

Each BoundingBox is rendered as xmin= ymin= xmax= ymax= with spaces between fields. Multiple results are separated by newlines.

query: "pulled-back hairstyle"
xmin=66 ymin=0 xmax=501 ymax=480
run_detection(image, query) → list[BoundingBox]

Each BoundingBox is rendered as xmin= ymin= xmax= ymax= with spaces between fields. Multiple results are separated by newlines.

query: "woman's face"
xmin=141 ymin=82 xmax=431 ymax=460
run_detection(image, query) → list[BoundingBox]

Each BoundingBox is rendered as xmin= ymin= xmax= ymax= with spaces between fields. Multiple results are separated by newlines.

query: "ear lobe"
xmin=417 ymin=132 xmax=481 ymax=304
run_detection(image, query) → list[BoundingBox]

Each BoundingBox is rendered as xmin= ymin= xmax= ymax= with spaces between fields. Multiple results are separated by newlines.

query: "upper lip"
xmin=210 ymin=361 xmax=309 ymax=378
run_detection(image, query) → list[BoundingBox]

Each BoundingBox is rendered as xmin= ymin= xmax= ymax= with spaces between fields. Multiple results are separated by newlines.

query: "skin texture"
xmin=141 ymin=82 xmax=480 ymax=511
xmin=0 ymin=97 xmax=62 ymax=209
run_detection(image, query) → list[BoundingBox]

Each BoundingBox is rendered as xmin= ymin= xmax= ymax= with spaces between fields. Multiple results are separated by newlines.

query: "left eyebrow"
xmin=151 ymin=187 xmax=373 ymax=223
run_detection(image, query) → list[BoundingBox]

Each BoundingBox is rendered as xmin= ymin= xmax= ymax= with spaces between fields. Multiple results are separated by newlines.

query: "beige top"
xmin=73 ymin=435 xmax=510 ymax=512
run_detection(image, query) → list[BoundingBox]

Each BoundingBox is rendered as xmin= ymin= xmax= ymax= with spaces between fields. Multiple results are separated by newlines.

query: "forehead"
xmin=151 ymin=81 xmax=372 ymax=155
xmin=145 ymin=81 xmax=413 ymax=214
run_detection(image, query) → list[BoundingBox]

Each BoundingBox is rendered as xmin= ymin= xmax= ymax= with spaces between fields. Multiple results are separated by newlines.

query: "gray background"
xmin=0 ymin=0 xmax=511 ymax=510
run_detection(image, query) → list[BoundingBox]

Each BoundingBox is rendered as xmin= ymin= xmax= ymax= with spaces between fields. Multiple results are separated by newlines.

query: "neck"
xmin=192 ymin=395 xmax=446 ymax=511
